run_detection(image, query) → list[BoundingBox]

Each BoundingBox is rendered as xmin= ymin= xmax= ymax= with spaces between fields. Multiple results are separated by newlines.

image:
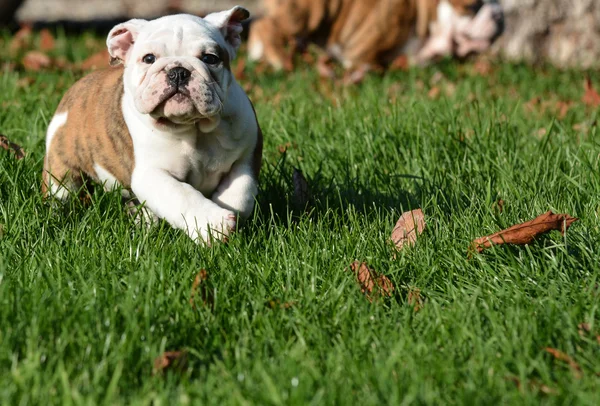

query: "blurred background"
xmin=1 ymin=0 xmax=599 ymax=68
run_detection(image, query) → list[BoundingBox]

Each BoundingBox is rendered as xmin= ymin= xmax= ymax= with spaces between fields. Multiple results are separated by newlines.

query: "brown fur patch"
xmin=43 ymin=67 xmax=134 ymax=197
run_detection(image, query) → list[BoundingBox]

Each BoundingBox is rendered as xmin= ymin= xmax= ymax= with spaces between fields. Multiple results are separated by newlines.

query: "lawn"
xmin=1 ymin=30 xmax=599 ymax=405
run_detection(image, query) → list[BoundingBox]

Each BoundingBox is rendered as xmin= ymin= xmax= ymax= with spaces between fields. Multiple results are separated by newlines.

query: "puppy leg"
xmin=131 ymin=168 xmax=236 ymax=244
xmin=211 ymin=160 xmax=258 ymax=221
xmin=42 ymin=154 xmax=84 ymax=200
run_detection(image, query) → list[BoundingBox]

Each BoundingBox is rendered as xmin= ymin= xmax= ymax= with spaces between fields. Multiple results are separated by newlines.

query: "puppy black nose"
xmin=167 ymin=67 xmax=191 ymax=87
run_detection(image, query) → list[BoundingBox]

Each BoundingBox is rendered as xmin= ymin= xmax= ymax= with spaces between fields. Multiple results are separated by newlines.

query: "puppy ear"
xmin=106 ymin=19 xmax=147 ymax=66
xmin=204 ymin=6 xmax=250 ymax=55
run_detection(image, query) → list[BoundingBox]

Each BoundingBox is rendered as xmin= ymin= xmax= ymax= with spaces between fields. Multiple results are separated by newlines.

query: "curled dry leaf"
xmin=407 ymin=288 xmax=423 ymax=312
xmin=471 ymin=211 xmax=578 ymax=254
xmin=9 ymin=24 xmax=32 ymax=53
xmin=391 ymin=209 xmax=426 ymax=251
xmin=582 ymin=77 xmax=600 ymax=108
xmin=292 ymin=168 xmax=310 ymax=210
xmin=348 ymin=261 xmax=394 ymax=301
xmin=22 ymin=51 xmax=52 ymax=71
xmin=39 ymin=29 xmax=56 ymax=52
xmin=265 ymin=299 xmax=295 ymax=309
xmin=505 ymin=376 xmax=557 ymax=395
xmin=389 ymin=54 xmax=409 ymax=71
xmin=153 ymin=350 xmax=188 ymax=375
xmin=544 ymin=347 xmax=582 ymax=379
xmin=0 ymin=134 xmax=26 ymax=160
xmin=189 ymin=269 xmax=211 ymax=308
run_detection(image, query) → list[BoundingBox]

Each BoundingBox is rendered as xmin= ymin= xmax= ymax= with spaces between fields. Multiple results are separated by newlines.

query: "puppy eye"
xmin=200 ymin=54 xmax=220 ymax=65
xmin=142 ymin=54 xmax=156 ymax=64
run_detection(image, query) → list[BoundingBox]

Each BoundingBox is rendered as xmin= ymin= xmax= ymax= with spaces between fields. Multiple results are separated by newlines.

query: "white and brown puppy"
xmin=248 ymin=0 xmax=503 ymax=71
xmin=43 ymin=6 xmax=263 ymax=244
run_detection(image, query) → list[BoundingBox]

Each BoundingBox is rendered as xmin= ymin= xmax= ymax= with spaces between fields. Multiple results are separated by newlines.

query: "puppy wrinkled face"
xmin=124 ymin=15 xmax=232 ymax=129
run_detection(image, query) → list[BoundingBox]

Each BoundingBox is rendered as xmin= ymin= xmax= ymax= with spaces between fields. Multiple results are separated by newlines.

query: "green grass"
xmin=1 ymin=30 xmax=600 ymax=405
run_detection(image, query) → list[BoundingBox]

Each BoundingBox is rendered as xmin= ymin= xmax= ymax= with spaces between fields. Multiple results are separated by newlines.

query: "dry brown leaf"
xmin=22 ymin=51 xmax=52 ymax=71
xmin=494 ymin=199 xmax=505 ymax=214
xmin=582 ymin=77 xmax=600 ymax=108
xmin=555 ymin=101 xmax=573 ymax=119
xmin=292 ymin=168 xmax=310 ymax=209
xmin=79 ymin=49 xmax=110 ymax=71
xmin=505 ymin=376 xmax=557 ymax=395
xmin=389 ymin=55 xmax=409 ymax=71
xmin=348 ymin=261 xmax=394 ymax=301
xmin=16 ymin=77 xmax=35 ymax=88
xmin=544 ymin=347 xmax=582 ymax=379
xmin=189 ymin=269 xmax=211 ymax=308
xmin=266 ymin=299 xmax=295 ymax=309
xmin=472 ymin=58 xmax=493 ymax=76
xmin=0 ymin=134 xmax=26 ymax=160
xmin=391 ymin=209 xmax=426 ymax=251
xmin=407 ymin=288 xmax=423 ymax=312
xmin=153 ymin=350 xmax=188 ymax=375
xmin=427 ymin=86 xmax=441 ymax=99
xmin=471 ymin=211 xmax=578 ymax=254
xmin=10 ymin=24 xmax=32 ymax=53
xmin=39 ymin=29 xmax=56 ymax=52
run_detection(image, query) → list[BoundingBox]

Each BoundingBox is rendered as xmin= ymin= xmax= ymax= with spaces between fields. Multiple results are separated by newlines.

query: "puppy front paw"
xmin=186 ymin=209 xmax=237 ymax=245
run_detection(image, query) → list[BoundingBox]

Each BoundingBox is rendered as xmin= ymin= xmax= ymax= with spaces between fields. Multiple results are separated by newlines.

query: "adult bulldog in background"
xmin=248 ymin=0 xmax=504 ymax=72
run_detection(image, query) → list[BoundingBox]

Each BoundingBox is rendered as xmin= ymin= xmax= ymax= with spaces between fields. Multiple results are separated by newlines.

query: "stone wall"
xmin=494 ymin=0 xmax=600 ymax=69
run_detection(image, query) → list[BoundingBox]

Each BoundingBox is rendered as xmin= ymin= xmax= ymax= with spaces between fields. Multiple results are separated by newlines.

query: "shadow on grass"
xmin=253 ymin=152 xmax=422 ymax=229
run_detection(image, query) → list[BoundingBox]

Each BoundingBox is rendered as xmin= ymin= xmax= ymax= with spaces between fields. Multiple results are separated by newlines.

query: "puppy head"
xmin=437 ymin=0 xmax=504 ymax=57
xmin=106 ymin=7 xmax=250 ymax=132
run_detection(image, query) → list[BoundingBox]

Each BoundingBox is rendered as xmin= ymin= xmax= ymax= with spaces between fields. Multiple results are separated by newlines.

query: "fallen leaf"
xmin=79 ymin=49 xmax=110 ymax=71
xmin=348 ymin=261 xmax=394 ymax=301
xmin=391 ymin=209 xmax=426 ymax=251
xmin=472 ymin=58 xmax=493 ymax=76
xmin=9 ymin=24 xmax=32 ymax=53
xmin=16 ymin=77 xmax=35 ymax=88
xmin=39 ymin=29 xmax=56 ymax=52
xmin=0 ymin=134 xmax=26 ymax=159
xmin=389 ymin=55 xmax=409 ymax=71
xmin=555 ymin=101 xmax=572 ymax=119
xmin=582 ymin=77 xmax=600 ymax=107
xmin=494 ymin=199 xmax=505 ymax=214
xmin=524 ymin=96 xmax=540 ymax=113
xmin=189 ymin=269 xmax=211 ymax=308
xmin=22 ymin=51 xmax=52 ymax=71
xmin=407 ymin=288 xmax=423 ymax=312
xmin=265 ymin=299 xmax=295 ymax=309
xmin=471 ymin=211 xmax=578 ymax=254
xmin=292 ymin=168 xmax=310 ymax=210
xmin=153 ymin=350 xmax=188 ymax=375
xmin=505 ymin=376 xmax=557 ymax=395
xmin=427 ymin=86 xmax=441 ymax=99
xmin=544 ymin=347 xmax=582 ymax=378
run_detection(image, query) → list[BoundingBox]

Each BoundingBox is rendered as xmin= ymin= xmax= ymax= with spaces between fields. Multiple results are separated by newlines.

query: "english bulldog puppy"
xmin=42 ymin=7 xmax=263 ymax=244
xmin=248 ymin=0 xmax=503 ymax=71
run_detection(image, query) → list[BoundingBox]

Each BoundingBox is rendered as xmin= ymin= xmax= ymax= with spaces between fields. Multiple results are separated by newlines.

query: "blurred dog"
xmin=248 ymin=0 xmax=503 ymax=71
